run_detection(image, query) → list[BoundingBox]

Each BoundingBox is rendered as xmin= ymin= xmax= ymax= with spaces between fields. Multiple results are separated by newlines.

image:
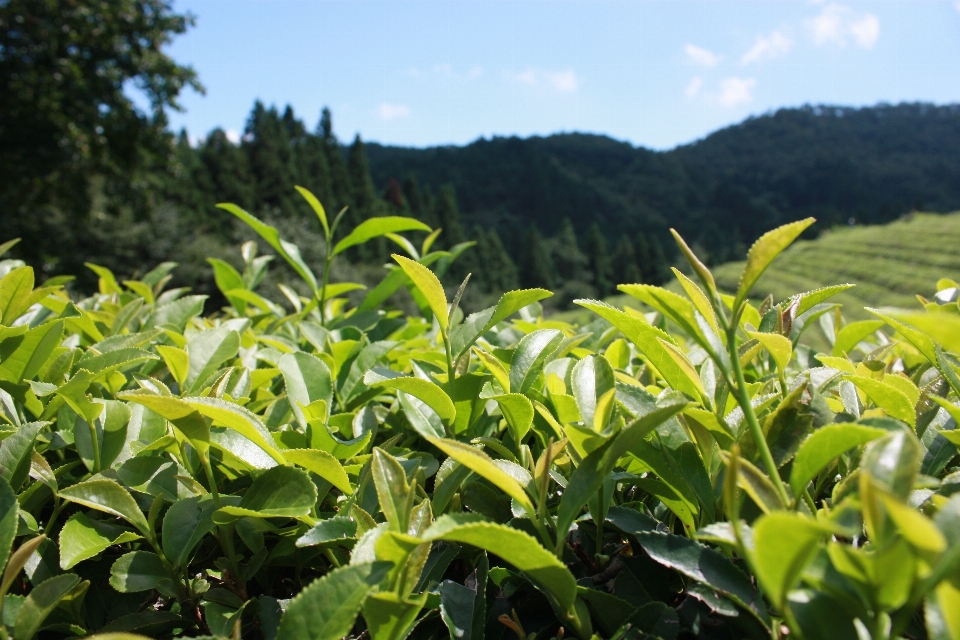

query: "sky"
xmin=163 ymin=0 xmax=960 ymax=150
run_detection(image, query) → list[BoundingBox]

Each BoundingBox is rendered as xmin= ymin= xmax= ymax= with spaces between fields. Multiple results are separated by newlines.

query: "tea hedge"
xmin=0 ymin=189 xmax=958 ymax=640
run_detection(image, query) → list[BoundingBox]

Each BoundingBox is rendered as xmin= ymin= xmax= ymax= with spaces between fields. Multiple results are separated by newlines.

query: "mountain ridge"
xmin=365 ymin=102 xmax=960 ymax=266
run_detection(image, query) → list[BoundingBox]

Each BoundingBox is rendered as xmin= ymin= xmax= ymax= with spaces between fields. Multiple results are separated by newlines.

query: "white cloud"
xmin=717 ymin=77 xmax=755 ymax=107
xmin=685 ymin=44 xmax=721 ymax=67
xmin=548 ymin=69 xmax=578 ymax=92
xmin=377 ymin=103 xmax=411 ymax=121
xmin=507 ymin=67 xmax=579 ymax=92
xmin=685 ymin=77 xmax=703 ymax=98
xmin=225 ymin=129 xmax=240 ymax=145
xmin=807 ymin=4 xmax=880 ymax=49
xmin=434 ymin=64 xmax=483 ymax=81
xmin=741 ymin=30 xmax=793 ymax=64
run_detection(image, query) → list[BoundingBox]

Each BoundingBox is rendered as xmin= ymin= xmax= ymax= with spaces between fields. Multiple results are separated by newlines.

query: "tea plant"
xmin=0 ymin=190 xmax=958 ymax=640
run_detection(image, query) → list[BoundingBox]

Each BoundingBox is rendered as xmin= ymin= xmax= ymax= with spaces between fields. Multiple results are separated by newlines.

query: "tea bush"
xmin=0 ymin=190 xmax=958 ymax=640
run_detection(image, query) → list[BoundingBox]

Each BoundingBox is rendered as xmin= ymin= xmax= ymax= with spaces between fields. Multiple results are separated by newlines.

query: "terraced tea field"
xmin=712 ymin=211 xmax=960 ymax=317
xmin=557 ymin=211 xmax=960 ymax=325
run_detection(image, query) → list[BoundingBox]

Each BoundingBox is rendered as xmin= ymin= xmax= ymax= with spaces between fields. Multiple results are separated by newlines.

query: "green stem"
xmin=200 ymin=452 xmax=244 ymax=594
xmin=727 ymin=326 xmax=791 ymax=506
xmin=44 ymin=499 xmax=65 ymax=536
xmin=443 ymin=332 xmax=456 ymax=392
xmin=88 ymin=421 xmax=101 ymax=473
xmin=318 ymin=239 xmax=333 ymax=328
xmin=200 ymin=452 xmax=221 ymax=509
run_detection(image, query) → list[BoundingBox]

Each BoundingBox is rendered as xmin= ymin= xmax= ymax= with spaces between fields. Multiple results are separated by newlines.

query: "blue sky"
xmin=165 ymin=0 xmax=960 ymax=150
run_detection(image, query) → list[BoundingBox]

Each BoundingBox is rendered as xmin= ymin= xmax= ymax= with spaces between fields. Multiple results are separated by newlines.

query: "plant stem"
xmin=443 ymin=333 xmax=456 ymax=393
xmin=727 ymin=326 xmax=791 ymax=506
xmin=89 ymin=421 xmax=101 ymax=473
xmin=318 ymin=240 xmax=333 ymax=328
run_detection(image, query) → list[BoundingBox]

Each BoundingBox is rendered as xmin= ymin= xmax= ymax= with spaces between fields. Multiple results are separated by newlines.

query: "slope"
xmin=556 ymin=212 xmax=960 ymax=325
xmin=366 ymin=103 xmax=960 ymax=267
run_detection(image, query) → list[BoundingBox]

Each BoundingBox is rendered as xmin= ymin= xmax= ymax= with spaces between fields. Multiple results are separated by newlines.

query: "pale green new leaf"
xmin=333 ymin=217 xmax=431 ymax=256
xmin=284 ymin=448 xmax=352 ymax=494
xmin=364 ymin=369 xmax=455 ymax=425
xmin=574 ymin=300 xmax=703 ymax=400
xmin=790 ymin=424 xmax=887 ymax=494
xmin=844 ymin=375 xmax=916 ymax=427
xmin=751 ymin=513 xmax=830 ymax=608
xmin=746 ymin=331 xmax=793 ymax=372
xmin=392 ymin=255 xmax=448 ymax=331
xmin=295 ymin=185 xmax=330 ymax=238
xmin=217 ymin=203 xmax=319 ymax=292
xmin=427 ymin=438 xmax=535 ymax=515
xmin=184 ymin=396 xmax=285 ymax=464
xmin=280 ymin=351 xmax=334 ymax=430
xmin=832 ymin=320 xmax=885 ymax=357
xmin=736 ymin=218 xmax=815 ymax=309
xmin=425 ymin=515 xmax=579 ymax=619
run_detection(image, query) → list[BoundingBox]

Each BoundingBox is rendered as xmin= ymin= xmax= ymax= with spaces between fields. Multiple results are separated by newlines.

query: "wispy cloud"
xmin=225 ymin=129 xmax=240 ymax=145
xmin=807 ymin=3 xmax=880 ymax=49
xmin=955 ymin=1 xmax=960 ymax=13
xmin=685 ymin=44 xmax=721 ymax=67
xmin=717 ymin=77 xmax=756 ymax=107
xmin=377 ymin=103 xmax=411 ymax=121
xmin=548 ymin=69 xmax=578 ymax=92
xmin=685 ymin=77 xmax=703 ymax=98
xmin=741 ymin=30 xmax=793 ymax=64
xmin=433 ymin=64 xmax=483 ymax=81
xmin=506 ymin=67 xmax=579 ymax=93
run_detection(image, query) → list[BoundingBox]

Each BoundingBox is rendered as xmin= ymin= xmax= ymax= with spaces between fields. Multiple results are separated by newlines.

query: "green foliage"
xmin=1 ymin=205 xmax=960 ymax=640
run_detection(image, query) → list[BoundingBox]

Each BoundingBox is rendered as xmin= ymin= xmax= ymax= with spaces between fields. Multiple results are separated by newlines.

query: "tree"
xmin=612 ymin=236 xmax=642 ymax=286
xmin=244 ymin=102 xmax=298 ymax=214
xmin=402 ymin=175 xmax=428 ymax=222
xmin=471 ymin=226 xmax=518 ymax=293
xmin=318 ymin=110 xmax=352 ymax=215
xmin=519 ymin=227 xmax=555 ymax=289
xmin=432 ymin=185 xmax=465 ymax=249
xmin=0 ymin=0 xmax=201 ymax=268
xmin=550 ymin=219 xmax=589 ymax=283
xmin=585 ymin=223 xmax=613 ymax=296
xmin=636 ymin=233 xmax=671 ymax=285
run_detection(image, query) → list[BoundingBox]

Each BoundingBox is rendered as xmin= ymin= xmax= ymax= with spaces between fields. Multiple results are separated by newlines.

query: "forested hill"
xmin=365 ymin=103 xmax=960 ymax=266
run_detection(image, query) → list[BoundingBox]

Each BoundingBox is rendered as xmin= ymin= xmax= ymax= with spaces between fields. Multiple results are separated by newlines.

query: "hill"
xmin=366 ymin=103 xmax=960 ymax=267
xmin=555 ymin=211 xmax=960 ymax=329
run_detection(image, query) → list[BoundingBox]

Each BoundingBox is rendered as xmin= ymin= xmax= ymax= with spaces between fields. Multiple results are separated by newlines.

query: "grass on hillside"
xmin=557 ymin=211 xmax=960 ymax=327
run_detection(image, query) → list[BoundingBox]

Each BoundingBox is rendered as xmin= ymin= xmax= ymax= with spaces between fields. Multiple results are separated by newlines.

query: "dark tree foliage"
xmin=365 ymin=103 xmax=960 ymax=269
xmin=612 ymin=236 xmax=642 ymax=285
xmin=518 ymin=227 xmax=555 ymax=290
xmin=585 ymin=223 xmax=613 ymax=297
xmin=0 ymin=0 xmax=201 ymax=274
xmin=432 ymin=185 xmax=465 ymax=249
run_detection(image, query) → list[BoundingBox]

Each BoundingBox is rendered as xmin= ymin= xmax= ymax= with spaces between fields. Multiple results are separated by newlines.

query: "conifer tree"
xmin=432 ymin=185 xmax=465 ymax=249
xmin=318 ymin=108 xmax=351 ymax=215
xmin=192 ymin=128 xmax=255 ymax=232
xmin=551 ymin=218 xmax=589 ymax=283
xmin=636 ymin=232 xmax=670 ymax=285
xmin=585 ymin=223 xmax=613 ymax=296
xmin=402 ymin=175 xmax=429 ymax=223
xmin=471 ymin=226 xmax=518 ymax=292
xmin=519 ymin=227 xmax=555 ymax=289
xmin=243 ymin=101 xmax=296 ymax=214
xmin=612 ymin=236 xmax=642 ymax=285
xmin=347 ymin=135 xmax=381 ymax=261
